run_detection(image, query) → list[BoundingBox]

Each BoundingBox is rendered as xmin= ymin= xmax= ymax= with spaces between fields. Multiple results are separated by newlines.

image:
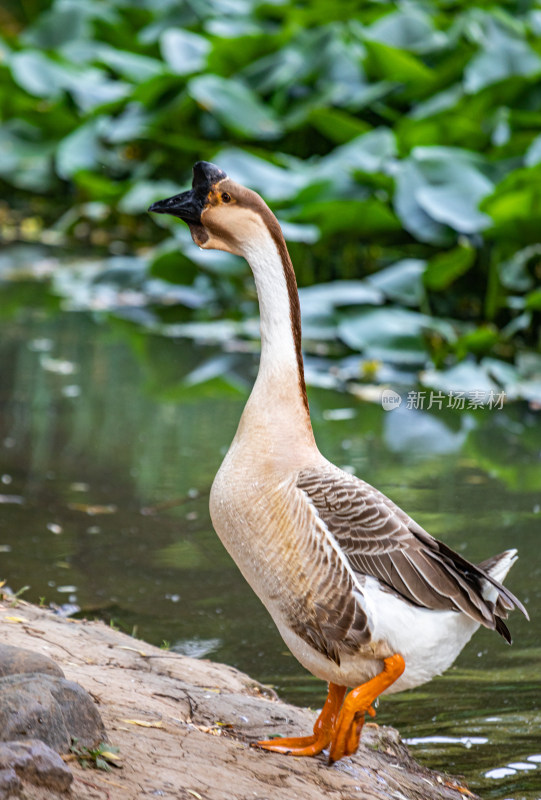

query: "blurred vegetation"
xmin=1 ymin=0 xmax=540 ymax=398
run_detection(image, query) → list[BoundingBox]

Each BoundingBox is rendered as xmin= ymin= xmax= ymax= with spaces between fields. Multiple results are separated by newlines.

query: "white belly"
xmin=274 ymin=575 xmax=480 ymax=693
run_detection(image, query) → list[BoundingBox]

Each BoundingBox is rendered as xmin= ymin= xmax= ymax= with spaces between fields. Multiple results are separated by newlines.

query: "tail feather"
xmin=495 ymin=615 xmax=512 ymax=644
xmin=476 ymin=549 xmax=529 ymax=644
xmin=478 ymin=549 xmax=517 ymax=582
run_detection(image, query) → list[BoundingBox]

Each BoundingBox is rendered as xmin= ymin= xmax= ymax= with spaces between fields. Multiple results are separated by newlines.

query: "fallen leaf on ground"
xmin=5 ymin=616 xmax=28 ymax=623
xmin=122 ymin=719 xmax=163 ymax=728
xmin=193 ymin=725 xmax=222 ymax=736
xmin=118 ymin=646 xmax=148 ymax=657
xmin=100 ymin=751 xmax=122 ymax=762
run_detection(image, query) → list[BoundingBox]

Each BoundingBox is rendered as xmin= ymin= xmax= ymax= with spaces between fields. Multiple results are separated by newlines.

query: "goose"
xmin=149 ymin=161 xmax=527 ymax=764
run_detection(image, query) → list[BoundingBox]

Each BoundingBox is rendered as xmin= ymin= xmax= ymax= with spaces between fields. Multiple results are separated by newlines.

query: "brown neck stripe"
xmin=264 ymin=214 xmax=310 ymax=417
xmin=212 ymin=179 xmax=310 ymax=417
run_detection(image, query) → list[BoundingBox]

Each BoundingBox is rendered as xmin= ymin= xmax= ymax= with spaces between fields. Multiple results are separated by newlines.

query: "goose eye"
xmin=221 ymin=192 xmax=231 ymax=203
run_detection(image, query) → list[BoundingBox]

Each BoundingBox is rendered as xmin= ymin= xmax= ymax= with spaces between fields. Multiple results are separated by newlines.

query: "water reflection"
xmin=0 ymin=282 xmax=539 ymax=799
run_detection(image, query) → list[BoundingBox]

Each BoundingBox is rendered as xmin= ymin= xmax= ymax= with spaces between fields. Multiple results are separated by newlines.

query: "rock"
xmin=0 ymin=643 xmax=64 ymax=680
xmin=0 ymin=673 xmax=106 ymax=753
xmin=0 ymin=767 xmax=21 ymax=800
xmin=0 ymin=598 xmax=481 ymax=800
xmin=0 ymin=740 xmax=72 ymax=793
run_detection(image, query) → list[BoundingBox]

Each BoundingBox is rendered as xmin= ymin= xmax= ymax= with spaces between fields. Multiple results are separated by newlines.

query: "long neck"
xmin=239 ymin=227 xmax=314 ymax=447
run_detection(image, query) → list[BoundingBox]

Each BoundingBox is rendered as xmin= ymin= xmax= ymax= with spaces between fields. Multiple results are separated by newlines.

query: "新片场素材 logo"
xmin=381 ymin=389 xmax=402 ymax=411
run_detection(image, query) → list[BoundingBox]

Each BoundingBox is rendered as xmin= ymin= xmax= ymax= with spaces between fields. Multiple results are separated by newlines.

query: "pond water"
xmin=0 ymin=267 xmax=539 ymax=799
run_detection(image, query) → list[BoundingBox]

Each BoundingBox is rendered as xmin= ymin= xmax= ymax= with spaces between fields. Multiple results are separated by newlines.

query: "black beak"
xmin=148 ymin=161 xmax=227 ymax=225
xmin=148 ymin=189 xmax=202 ymax=223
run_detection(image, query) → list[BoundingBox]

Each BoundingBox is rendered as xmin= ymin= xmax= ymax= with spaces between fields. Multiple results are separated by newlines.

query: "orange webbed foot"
xmin=253 ymin=655 xmax=405 ymax=764
xmin=255 ymin=733 xmax=327 ymax=757
xmin=328 ymin=654 xmax=405 ymax=764
xmin=254 ymin=683 xmax=346 ymax=758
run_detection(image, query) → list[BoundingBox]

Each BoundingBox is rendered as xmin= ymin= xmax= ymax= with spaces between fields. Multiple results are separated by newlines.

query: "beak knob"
xmin=192 ymin=161 xmax=227 ymax=189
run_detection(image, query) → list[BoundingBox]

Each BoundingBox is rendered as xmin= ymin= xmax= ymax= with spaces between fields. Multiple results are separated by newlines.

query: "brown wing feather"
xmin=269 ymin=477 xmax=371 ymax=666
xmin=297 ymin=468 xmax=525 ymax=641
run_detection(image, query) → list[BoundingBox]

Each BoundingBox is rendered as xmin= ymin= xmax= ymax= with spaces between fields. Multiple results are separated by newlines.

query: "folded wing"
xmin=297 ymin=467 xmax=527 ymax=643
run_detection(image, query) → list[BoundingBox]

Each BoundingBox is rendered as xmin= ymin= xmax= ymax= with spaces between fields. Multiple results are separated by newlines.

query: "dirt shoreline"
xmin=0 ymin=597 xmax=478 ymax=800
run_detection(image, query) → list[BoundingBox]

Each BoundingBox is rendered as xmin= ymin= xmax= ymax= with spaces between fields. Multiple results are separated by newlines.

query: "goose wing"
xmin=297 ymin=467 xmax=526 ymax=643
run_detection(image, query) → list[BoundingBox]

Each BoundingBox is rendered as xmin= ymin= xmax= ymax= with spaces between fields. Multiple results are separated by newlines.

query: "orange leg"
xmin=255 ymin=682 xmax=347 ymax=756
xmin=329 ymin=653 xmax=405 ymax=764
xmin=344 ymin=702 xmax=377 ymax=756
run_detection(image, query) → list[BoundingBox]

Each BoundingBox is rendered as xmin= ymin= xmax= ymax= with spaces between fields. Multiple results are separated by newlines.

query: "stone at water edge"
xmin=0 ymin=740 xmax=72 ymax=793
xmin=0 ymin=673 xmax=106 ymax=753
xmin=0 ymin=642 xmax=65 ymax=679
xmin=0 ymin=766 xmax=21 ymax=800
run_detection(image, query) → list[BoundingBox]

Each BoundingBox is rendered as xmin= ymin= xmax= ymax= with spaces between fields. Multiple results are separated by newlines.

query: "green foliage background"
xmin=1 ymin=0 xmax=540 ymax=398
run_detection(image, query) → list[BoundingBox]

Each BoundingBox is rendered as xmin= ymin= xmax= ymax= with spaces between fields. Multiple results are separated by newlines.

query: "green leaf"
xmin=56 ymin=120 xmax=104 ymax=179
xmin=299 ymin=281 xmax=383 ymax=317
xmin=9 ymin=50 xmax=71 ymax=98
xmin=394 ymin=147 xmax=493 ymax=242
xmin=464 ymin=23 xmax=541 ymax=93
xmin=424 ymin=245 xmax=476 ymax=291
xmin=160 ymin=29 xmax=211 ymax=75
xmin=366 ymin=8 xmax=447 ymax=54
xmin=482 ymin=357 xmax=520 ymax=389
xmin=366 ymin=259 xmax=426 ymax=307
xmin=498 ymin=246 xmax=538 ymax=291
xmin=364 ymin=39 xmax=434 ymax=87
xmin=294 ymin=199 xmax=400 ymax=237
xmin=9 ymin=50 xmax=131 ymax=110
xmin=95 ymin=46 xmax=163 ymax=82
xmin=338 ymin=307 xmax=433 ymax=365
xmin=188 ymin=74 xmax=282 ymax=139
xmin=0 ymin=36 xmax=11 ymax=60
xmin=416 ymin=180 xmax=492 ymax=233
xmin=394 ymin=158 xmax=450 ymax=245
xmin=22 ymin=5 xmax=88 ymax=49
xmin=315 ymin=128 xmax=397 ymax=179
xmin=150 ymin=249 xmax=198 ymax=286
xmin=308 ymin=108 xmax=371 ymax=144
xmin=100 ymin=104 xmax=150 ymax=144
xmin=453 ymin=326 xmax=500 ymax=359
xmin=410 ymin=84 xmax=464 ymax=120
xmin=0 ymin=124 xmax=54 ymax=191
xmin=72 ymin=171 xmax=125 ymax=203
xmin=243 ymin=28 xmax=331 ymax=94
xmin=277 ymin=220 xmax=320 ymax=244
xmin=524 ymin=133 xmax=541 ymax=167
xmin=421 ymin=360 xmax=499 ymax=394
xmin=66 ymin=68 xmax=131 ymax=112
xmin=215 ymin=148 xmax=307 ymax=201
xmin=525 ymin=289 xmax=541 ymax=310
xmin=206 ymin=18 xmax=261 ymax=38
xmin=481 ymin=165 xmax=541 ymax=241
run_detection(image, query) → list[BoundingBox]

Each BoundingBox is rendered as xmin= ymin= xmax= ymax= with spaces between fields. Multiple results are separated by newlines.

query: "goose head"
xmin=148 ymin=161 xmax=274 ymax=257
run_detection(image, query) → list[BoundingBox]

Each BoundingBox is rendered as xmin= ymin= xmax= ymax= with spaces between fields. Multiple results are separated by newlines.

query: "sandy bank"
xmin=0 ymin=597 xmax=478 ymax=800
